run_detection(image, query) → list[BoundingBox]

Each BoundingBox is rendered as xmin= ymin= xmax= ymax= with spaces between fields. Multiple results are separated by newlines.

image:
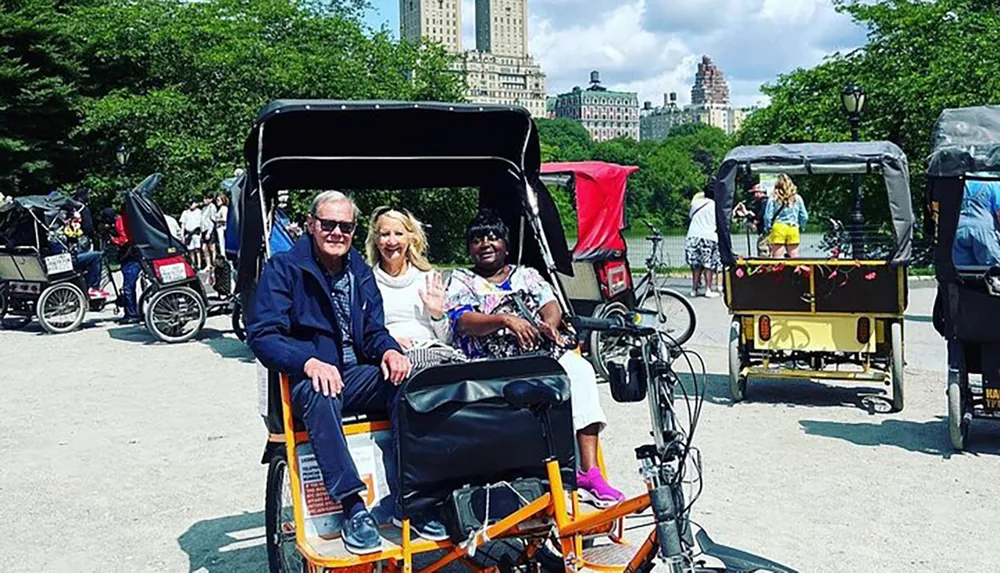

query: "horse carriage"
xmin=539 ymin=162 xmax=696 ymax=380
xmin=715 ymin=142 xmax=915 ymax=411
xmin=238 ymin=100 xmax=796 ymax=573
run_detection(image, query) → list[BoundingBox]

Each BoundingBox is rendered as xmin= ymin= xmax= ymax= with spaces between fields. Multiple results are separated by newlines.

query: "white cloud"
xmin=488 ymin=0 xmax=867 ymax=108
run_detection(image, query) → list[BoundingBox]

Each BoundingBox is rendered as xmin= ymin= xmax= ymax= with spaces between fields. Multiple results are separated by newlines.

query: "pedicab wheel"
xmin=144 ymin=286 xmax=207 ymax=343
xmin=589 ymin=301 xmax=631 ymax=381
xmin=889 ymin=320 xmax=904 ymax=412
xmin=36 ymin=283 xmax=86 ymax=334
xmin=947 ymin=377 xmax=969 ymax=451
xmin=266 ymin=450 xmax=305 ymax=573
xmin=639 ymin=287 xmax=696 ymax=346
xmin=728 ymin=319 xmax=747 ymax=402
xmin=232 ymin=301 xmax=247 ymax=342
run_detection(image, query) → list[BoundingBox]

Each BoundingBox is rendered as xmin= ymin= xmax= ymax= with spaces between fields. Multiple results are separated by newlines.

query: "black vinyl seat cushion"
xmin=396 ymin=355 xmax=576 ymax=515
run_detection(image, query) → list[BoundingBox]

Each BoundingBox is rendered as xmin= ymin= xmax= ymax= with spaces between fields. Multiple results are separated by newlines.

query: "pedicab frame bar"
xmin=238 ymin=101 xmax=650 ymax=573
xmin=926 ymin=105 xmax=1000 ymax=450
xmin=713 ymin=142 xmax=915 ymax=410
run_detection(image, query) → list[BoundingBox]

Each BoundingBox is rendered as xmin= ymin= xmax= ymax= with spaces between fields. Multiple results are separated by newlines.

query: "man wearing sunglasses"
xmin=247 ymin=190 xmax=425 ymax=555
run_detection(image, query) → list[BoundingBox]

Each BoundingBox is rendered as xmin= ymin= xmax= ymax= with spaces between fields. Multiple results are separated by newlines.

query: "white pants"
xmin=558 ymin=351 xmax=607 ymax=433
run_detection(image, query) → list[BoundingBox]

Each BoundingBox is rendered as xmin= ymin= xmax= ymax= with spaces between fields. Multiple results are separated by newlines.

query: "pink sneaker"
xmin=88 ymin=287 xmax=109 ymax=299
xmin=576 ymin=467 xmax=624 ymax=508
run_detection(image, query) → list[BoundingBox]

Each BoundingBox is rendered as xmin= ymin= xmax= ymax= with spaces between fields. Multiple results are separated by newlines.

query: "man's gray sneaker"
xmin=342 ymin=511 xmax=383 ymax=554
xmin=392 ymin=512 xmax=449 ymax=542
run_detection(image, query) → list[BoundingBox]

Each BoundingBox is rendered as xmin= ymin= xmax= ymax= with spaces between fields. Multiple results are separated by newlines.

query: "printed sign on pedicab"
xmin=296 ymin=430 xmax=392 ymax=540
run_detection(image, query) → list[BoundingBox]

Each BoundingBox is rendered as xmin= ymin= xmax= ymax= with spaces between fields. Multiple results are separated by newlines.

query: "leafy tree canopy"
xmin=738 ymin=0 xmax=1000 ymax=231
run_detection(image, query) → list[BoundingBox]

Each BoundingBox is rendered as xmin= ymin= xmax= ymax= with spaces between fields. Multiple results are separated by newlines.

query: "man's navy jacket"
xmin=247 ymin=235 xmax=401 ymax=378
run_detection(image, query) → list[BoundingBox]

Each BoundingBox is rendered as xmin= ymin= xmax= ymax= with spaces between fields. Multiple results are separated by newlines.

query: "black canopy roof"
xmin=0 ymin=193 xmax=83 ymax=249
xmin=237 ymin=100 xmax=571 ymax=290
xmin=714 ymin=141 xmax=915 ymax=265
xmin=123 ymin=173 xmax=186 ymax=260
xmin=927 ymin=105 xmax=1000 ymax=177
xmin=242 ymin=100 xmax=541 ymax=196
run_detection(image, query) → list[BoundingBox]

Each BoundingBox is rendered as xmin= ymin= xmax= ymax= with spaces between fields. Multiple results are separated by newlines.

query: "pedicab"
xmin=715 ymin=142 xmax=915 ymax=411
xmin=123 ymin=173 xmax=236 ymax=342
xmin=539 ymin=162 xmax=696 ymax=380
xmin=926 ymin=105 xmax=1000 ymax=450
xmin=239 ymin=100 xmax=796 ymax=573
xmin=0 ymin=192 xmax=121 ymax=333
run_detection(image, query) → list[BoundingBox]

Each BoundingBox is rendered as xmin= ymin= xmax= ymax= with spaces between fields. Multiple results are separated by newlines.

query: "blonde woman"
xmin=366 ymin=206 xmax=450 ymax=348
xmin=764 ymin=173 xmax=809 ymax=258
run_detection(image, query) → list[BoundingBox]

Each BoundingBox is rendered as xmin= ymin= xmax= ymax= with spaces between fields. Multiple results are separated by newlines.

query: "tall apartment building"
xmin=554 ymin=71 xmax=640 ymax=141
xmin=399 ymin=0 xmax=461 ymax=53
xmin=640 ymin=92 xmax=693 ymax=141
xmin=639 ymin=57 xmax=750 ymax=140
xmin=691 ymin=55 xmax=730 ymax=105
xmin=475 ymin=0 xmax=528 ymax=57
xmin=401 ymin=0 xmax=547 ymax=116
xmin=459 ymin=51 xmax=547 ymax=117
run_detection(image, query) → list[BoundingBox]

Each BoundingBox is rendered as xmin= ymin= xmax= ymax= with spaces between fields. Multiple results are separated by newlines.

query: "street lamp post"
xmin=115 ymin=143 xmax=131 ymax=174
xmin=840 ymin=83 xmax=866 ymax=259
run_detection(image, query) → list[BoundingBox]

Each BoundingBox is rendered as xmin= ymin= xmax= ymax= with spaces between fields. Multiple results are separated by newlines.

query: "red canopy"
xmin=540 ymin=161 xmax=639 ymax=261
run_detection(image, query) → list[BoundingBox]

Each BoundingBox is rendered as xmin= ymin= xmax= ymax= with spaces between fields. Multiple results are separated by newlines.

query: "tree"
xmin=536 ymin=118 xmax=594 ymax=162
xmin=738 ymin=0 xmax=1000 ymax=229
xmin=66 ymin=0 xmax=466 ymax=214
xmin=0 ymin=0 xmax=82 ymax=196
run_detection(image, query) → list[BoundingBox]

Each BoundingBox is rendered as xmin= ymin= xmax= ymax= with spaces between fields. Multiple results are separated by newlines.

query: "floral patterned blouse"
xmin=444 ymin=265 xmax=557 ymax=359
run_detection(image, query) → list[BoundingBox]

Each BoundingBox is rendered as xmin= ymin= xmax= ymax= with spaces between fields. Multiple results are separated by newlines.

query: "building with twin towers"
xmin=400 ymin=0 xmax=547 ymax=118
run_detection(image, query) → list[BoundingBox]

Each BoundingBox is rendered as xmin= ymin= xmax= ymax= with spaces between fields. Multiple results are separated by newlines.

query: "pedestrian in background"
xmin=180 ymin=200 xmax=203 ymax=269
xmin=200 ymin=195 xmax=218 ymax=271
xmin=105 ymin=207 xmax=143 ymax=324
xmin=684 ymin=182 xmax=722 ymax=298
xmin=764 ymin=174 xmax=809 ymax=258
xmin=734 ymin=183 xmax=770 ymax=257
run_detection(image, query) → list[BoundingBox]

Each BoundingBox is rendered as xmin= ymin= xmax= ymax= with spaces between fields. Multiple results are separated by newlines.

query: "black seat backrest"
xmin=396 ymin=355 xmax=576 ymax=515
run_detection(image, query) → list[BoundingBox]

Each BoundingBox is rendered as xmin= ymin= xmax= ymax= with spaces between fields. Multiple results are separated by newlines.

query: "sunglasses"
xmin=469 ymin=232 xmax=503 ymax=245
xmin=315 ymin=217 xmax=357 ymax=235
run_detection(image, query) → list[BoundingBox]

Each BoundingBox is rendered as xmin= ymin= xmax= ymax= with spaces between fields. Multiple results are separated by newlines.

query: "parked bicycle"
xmin=589 ymin=221 xmax=696 ymax=381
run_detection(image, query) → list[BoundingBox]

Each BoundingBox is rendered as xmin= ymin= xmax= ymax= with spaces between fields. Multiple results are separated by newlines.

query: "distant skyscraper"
xmin=399 ymin=0 xmax=462 ymax=53
xmin=475 ymin=0 xmax=529 ymax=57
xmin=401 ymin=0 xmax=546 ymax=117
xmin=640 ymin=57 xmax=751 ymax=140
xmin=690 ymin=55 xmax=731 ymax=106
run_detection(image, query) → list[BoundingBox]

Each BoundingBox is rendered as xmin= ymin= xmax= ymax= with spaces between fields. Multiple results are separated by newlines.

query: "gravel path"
xmin=2 ymin=281 xmax=998 ymax=572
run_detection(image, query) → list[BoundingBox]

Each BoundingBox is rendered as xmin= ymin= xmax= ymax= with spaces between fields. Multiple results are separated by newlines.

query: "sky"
xmin=363 ymin=0 xmax=869 ymax=109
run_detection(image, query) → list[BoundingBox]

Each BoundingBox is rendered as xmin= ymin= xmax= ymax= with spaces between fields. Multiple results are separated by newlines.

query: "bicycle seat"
xmin=503 ymin=379 xmax=561 ymax=411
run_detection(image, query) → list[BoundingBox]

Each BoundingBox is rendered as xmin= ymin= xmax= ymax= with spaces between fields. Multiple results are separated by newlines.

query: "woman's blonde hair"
xmin=365 ymin=207 xmax=432 ymax=272
xmin=773 ymin=173 xmax=799 ymax=207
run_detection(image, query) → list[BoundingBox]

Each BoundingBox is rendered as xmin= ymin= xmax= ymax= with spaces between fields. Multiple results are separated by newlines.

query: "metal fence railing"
xmin=587 ymin=230 xmax=936 ymax=273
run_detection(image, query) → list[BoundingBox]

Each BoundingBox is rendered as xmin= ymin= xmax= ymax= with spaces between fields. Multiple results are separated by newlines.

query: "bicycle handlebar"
xmin=569 ymin=313 xmax=658 ymax=337
xmin=643 ymin=220 xmax=662 ymax=236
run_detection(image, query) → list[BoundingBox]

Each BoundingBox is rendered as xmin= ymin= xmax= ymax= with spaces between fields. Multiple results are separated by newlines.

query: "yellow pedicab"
xmin=715 ymin=142 xmax=914 ymax=411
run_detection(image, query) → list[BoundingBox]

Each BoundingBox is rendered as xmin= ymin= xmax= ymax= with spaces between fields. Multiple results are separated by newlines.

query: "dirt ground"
xmin=2 ymin=280 xmax=999 ymax=572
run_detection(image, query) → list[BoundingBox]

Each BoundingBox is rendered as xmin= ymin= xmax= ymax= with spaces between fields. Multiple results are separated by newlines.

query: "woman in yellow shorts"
xmin=763 ymin=174 xmax=809 ymax=258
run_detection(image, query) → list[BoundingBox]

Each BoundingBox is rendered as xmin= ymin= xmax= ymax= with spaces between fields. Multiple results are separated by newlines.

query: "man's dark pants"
xmin=121 ymin=258 xmax=142 ymax=318
xmin=291 ymin=364 xmax=399 ymax=505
